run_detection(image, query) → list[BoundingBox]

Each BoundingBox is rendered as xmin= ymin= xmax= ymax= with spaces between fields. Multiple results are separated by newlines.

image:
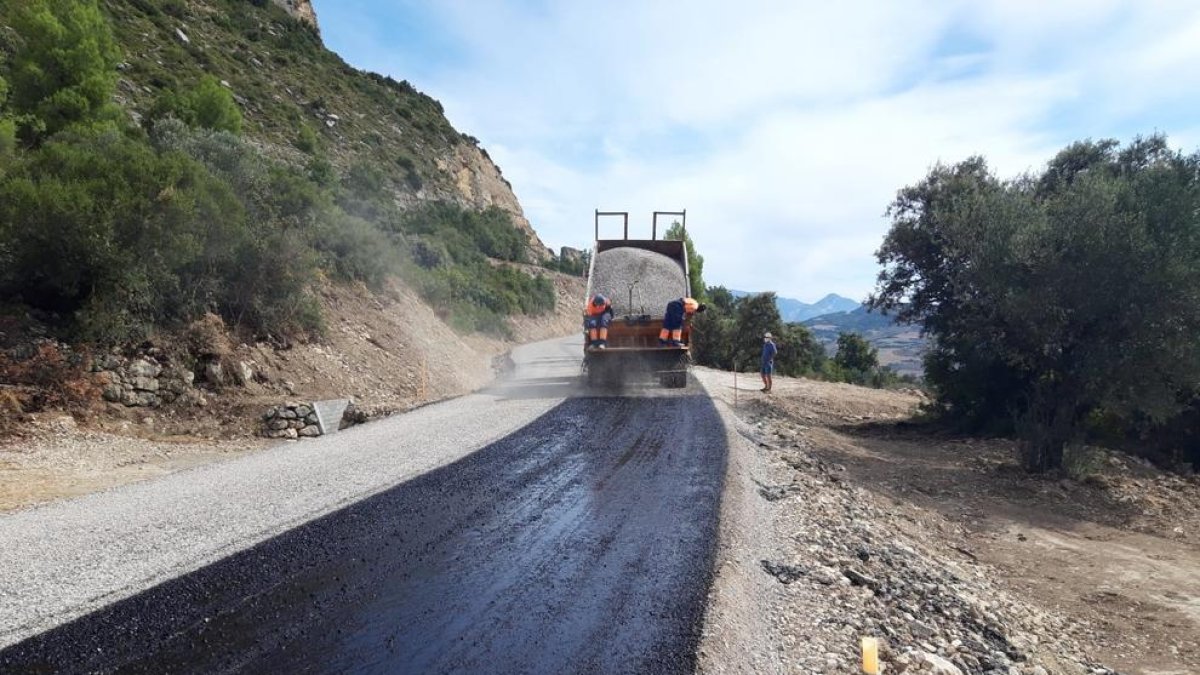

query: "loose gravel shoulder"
xmin=693 ymin=368 xmax=1131 ymax=675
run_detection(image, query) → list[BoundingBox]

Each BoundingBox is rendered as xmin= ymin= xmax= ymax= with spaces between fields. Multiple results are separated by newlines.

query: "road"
xmin=0 ymin=336 xmax=729 ymax=674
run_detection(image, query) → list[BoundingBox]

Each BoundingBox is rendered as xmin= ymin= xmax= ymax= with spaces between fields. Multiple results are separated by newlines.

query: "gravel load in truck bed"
xmin=590 ymin=248 xmax=688 ymax=316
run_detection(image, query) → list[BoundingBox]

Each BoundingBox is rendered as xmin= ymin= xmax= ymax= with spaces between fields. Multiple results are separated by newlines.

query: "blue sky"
xmin=313 ymin=0 xmax=1200 ymax=303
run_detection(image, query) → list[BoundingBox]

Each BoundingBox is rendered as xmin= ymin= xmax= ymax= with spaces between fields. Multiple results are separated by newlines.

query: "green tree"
xmin=7 ymin=0 xmax=121 ymax=142
xmin=731 ymin=292 xmax=784 ymax=370
xmin=871 ymin=135 xmax=1200 ymax=472
xmin=835 ymin=332 xmax=878 ymax=373
xmin=691 ymin=285 xmax=737 ymax=369
xmin=776 ymin=322 xmax=826 ymax=377
xmin=0 ymin=129 xmax=240 ymax=338
xmin=664 ymin=221 xmax=706 ymax=301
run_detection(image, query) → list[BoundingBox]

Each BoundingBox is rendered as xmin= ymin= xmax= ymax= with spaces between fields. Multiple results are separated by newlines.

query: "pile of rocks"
xmin=261 ymin=402 xmax=321 ymax=439
xmin=590 ymin=247 xmax=687 ymax=316
xmin=92 ymin=355 xmax=201 ymax=408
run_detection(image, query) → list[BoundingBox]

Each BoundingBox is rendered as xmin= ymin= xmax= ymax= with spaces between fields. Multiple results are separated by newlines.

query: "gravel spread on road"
xmin=1 ymin=390 xmax=726 ymax=674
xmin=0 ymin=337 xmax=581 ymax=649
xmin=590 ymin=247 xmax=688 ymax=316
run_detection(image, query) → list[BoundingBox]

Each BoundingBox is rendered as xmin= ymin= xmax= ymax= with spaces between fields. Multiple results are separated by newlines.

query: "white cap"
xmin=763 ymin=332 xmax=773 ymax=338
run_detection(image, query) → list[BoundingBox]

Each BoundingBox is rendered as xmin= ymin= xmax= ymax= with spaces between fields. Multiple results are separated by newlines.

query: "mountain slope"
xmin=89 ymin=0 xmax=548 ymax=260
xmin=0 ymin=0 xmax=585 ymax=442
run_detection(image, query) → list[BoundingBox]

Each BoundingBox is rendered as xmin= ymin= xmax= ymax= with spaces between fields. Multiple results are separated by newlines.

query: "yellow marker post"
xmin=861 ymin=637 xmax=880 ymax=674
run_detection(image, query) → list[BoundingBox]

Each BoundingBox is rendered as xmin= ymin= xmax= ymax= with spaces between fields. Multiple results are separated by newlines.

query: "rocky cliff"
xmin=438 ymin=144 xmax=548 ymax=260
xmin=271 ymin=0 xmax=318 ymax=32
xmin=252 ymin=1 xmax=548 ymax=258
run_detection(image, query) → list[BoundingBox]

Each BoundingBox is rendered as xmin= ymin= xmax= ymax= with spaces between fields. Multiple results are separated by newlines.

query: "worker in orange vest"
xmin=585 ymin=294 xmax=614 ymax=349
xmin=659 ymin=297 xmax=706 ymax=346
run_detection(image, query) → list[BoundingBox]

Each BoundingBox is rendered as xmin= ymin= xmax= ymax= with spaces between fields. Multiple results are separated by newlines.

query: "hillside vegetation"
xmin=0 ymin=0 xmax=560 ymax=349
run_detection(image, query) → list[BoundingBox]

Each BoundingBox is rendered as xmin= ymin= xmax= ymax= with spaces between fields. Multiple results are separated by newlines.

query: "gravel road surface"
xmin=0 ymin=336 xmax=729 ymax=673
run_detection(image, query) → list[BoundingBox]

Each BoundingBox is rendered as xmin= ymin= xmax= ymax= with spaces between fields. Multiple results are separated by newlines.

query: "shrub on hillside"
xmin=149 ymin=76 xmax=243 ymax=134
xmin=311 ymin=212 xmax=399 ymax=289
xmin=6 ymin=0 xmax=122 ymax=143
xmin=400 ymin=203 xmax=530 ymax=264
xmin=294 ymin=124 xmax=319 ymax=154
xmin=408 ymin=260 xmax=555 ymax=337
xmin=0 ymin=125 xmax=325 ymax=343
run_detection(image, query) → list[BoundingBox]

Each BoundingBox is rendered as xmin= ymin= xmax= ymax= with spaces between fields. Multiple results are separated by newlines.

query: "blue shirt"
xmin=762 ymin=340 xmax=777 ymax=365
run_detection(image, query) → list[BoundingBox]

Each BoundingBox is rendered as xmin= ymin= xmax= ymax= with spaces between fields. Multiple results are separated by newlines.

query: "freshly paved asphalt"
xmin=0 ymin=336 xmax=729 ymax=674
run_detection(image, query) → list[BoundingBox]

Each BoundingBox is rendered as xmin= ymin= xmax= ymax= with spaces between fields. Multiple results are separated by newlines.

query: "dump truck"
xmin=583 ymin=210 xmax=694 ymax=388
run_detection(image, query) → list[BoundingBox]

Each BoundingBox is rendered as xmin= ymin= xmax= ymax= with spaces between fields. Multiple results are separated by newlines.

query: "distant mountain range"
xmin=802 ymin=306 xmax=926 ymax=377
xmin=729 ymin=291 xmax=860 ymax=322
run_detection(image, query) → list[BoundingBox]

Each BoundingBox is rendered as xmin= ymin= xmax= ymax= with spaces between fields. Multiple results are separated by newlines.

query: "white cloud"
xmin=314 ymin=0 xmax=1200 ymax=302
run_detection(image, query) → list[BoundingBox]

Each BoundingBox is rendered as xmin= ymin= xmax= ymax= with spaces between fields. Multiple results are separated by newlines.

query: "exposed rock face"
xmin=437 ymin=143 xmax=550 ymax=262
xmin=271 ymin=0 xmax=319 ymax=32
xmin=561 ymin=247 xmax=584 ymax=264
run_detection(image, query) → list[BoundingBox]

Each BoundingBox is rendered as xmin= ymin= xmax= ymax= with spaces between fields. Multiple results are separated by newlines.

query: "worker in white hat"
xmin=760 ymin=331 xmax=777 ymax=393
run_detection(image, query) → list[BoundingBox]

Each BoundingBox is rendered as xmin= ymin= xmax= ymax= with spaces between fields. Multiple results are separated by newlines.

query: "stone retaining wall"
xmin=91 ymin=355 xmax=203 ymax=408
xmin=261 ymin=402 xmax=322 ymax=439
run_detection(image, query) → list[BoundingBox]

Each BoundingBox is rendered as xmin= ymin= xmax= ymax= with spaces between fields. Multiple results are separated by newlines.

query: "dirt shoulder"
xmin=0 ymin=273 xmax=586 ymax=513
xmin=695 ymin=367 xmax=1199 ymax=675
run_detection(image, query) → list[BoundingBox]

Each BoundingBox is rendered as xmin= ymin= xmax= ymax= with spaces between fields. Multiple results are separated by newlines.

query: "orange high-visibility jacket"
xmin=586 ymin=296 xmax=612 ymax=316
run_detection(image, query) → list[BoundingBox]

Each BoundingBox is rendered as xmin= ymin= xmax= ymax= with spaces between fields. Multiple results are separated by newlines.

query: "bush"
xmin=0 ymin=75 xmax=15 ymax=156
xmin=406 ymin=256 xmax=555 ymax=336
xmin=542 ymin=249 xmax=590 ymax=277
xmin=0 ymin=0 xmax=555 ymax=349
xmin=149 ymin=76 xmax=243 ymax=134
xmin=312 ymin=212 xmax=398 ymax=289
xmin=294 ymin=124 xmax=319 ymax=154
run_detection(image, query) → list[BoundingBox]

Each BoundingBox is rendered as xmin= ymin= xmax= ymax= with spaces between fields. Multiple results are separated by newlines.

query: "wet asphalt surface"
xmin=1 ymin=388 xmax=728 ymax=674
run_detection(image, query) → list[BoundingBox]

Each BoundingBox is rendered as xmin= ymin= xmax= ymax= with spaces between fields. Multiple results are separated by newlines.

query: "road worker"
xmin=761 ymin=331 xmax=777 ymax=392
xmin=585 ymin=294 xmax=614 ymax=349
xmin=658 ymin=297 xmax=706 ymax=347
